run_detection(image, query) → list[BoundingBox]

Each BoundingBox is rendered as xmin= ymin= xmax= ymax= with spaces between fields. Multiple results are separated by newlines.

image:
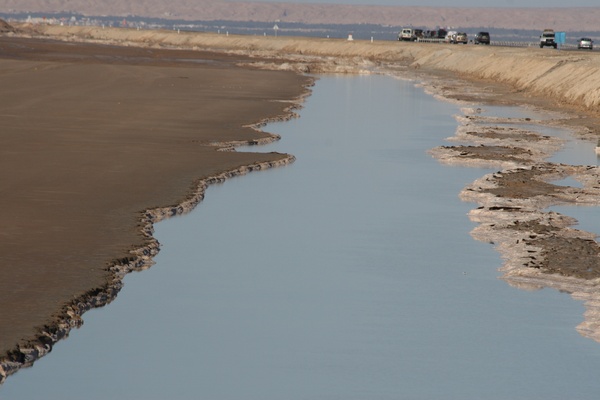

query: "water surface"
xmin=3 ymin=75 xmax=600 ymax=400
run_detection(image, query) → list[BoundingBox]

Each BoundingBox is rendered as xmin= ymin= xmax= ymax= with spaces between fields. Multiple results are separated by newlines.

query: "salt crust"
xmin=422 ymin=82 xmax=600 ymax=344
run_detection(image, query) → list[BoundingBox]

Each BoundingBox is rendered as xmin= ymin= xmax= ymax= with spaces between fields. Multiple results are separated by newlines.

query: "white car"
xmin=445 ymin=31 xmax=458 ymax=43
xmin=399 ymin=28 xmax=416 ymax=41
xmin=578 ymin=38 xmax=593 ymax=50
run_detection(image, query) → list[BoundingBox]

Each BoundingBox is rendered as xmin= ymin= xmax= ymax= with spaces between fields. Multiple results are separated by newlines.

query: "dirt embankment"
xmin=16 ymin=23 xmax=600 ymax=115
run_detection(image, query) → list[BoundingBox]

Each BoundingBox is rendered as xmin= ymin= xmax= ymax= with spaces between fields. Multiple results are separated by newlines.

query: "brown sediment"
xmin=440 ymin=145 xmax=535 ymax=164
xmin=0 ymin=34 xmax=312 ymax=382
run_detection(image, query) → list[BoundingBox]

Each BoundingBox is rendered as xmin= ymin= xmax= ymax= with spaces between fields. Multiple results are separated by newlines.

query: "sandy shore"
xmin=2 ymin=23 xmax=600 ymax=382
xmin=0 ymin=33 xmax=312 ymax=381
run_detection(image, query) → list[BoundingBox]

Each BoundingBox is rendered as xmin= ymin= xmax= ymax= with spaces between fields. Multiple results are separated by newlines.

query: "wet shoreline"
xmin=419 ymin=78 xmax=600 ymax=343
xmin=0 ymin=34 xmax=312 ymax=383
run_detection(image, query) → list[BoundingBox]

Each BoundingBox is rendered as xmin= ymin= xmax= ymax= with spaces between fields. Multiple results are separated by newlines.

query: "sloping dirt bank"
xmin=16 ymin=23 xmax=600 ymax=114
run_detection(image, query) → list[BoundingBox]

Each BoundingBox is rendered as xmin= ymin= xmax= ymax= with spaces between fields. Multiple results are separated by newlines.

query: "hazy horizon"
xmin=223 ymin=0 xmax=598 ymax=7
xmin=5 ymin=0 xmax=600 ymax=33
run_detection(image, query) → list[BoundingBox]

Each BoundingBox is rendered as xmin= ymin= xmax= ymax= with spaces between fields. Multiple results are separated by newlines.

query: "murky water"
xmin=3 ymin=75 xmax=600 ymax=399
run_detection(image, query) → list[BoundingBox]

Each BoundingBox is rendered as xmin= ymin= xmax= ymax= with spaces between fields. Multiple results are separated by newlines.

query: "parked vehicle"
xmin=445 ymin=30 xmax=458 ymax=43
xmin=424 ymin=29 xmax=447 ymax=39
xmin=474 ymin=31 xmax=490 ymax=45
xmin=454 ymin=32 xmax=468 ymax=44
xmin=399 ymin=28 xmax=419 ymax=41
xmin=540 ymin=29 xmax=557 ymax=48
xmin=578 ymin=37 xmax=593 ymax=50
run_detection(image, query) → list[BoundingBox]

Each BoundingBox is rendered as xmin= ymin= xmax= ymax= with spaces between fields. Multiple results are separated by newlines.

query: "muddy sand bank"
xmin=0 ymin=35 xmax=312 ymax=382
xmin=2 ymin=24 xmax=600 ymax=382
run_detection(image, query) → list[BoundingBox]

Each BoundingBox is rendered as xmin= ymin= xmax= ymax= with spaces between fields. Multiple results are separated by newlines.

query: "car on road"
xmin=424 ymin=28 xmax=447 ymax=39
xmin=540 ymin=29 xmax=557 ymax=48
xmin=474 ymin=31 xmax=490 ymax=45
xmin=399 ymin=28 xmax=423 ymax=41
xmin=454 ymin=32 xmax=468 ymax=44
xmin=445 ymin=30 xmax=457 ymax=43
xmin=578 ymin=37 xmax=593 ymax=50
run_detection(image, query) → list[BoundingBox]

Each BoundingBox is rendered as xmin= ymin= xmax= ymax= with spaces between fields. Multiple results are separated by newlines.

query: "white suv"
xmin=578 ymin=38 xmax=593 ymax=50
xmin=399 ymin=28 xmax=417 ymax=41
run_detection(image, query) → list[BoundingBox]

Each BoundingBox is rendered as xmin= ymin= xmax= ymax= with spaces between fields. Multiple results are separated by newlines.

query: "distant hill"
xmin=3 ymin=0 xmax=600 ymax=32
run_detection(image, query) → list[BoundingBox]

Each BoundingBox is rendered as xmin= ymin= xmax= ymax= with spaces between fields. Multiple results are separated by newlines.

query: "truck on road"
xmin=540 ymin=29 xmax=557 ymax=48
xmin=398 ymin=28 xmax=423 ymax=41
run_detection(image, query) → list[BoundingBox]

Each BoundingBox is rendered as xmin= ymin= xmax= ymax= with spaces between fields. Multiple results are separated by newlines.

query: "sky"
xmin=226 ymin=0 xmax=597 ymax=7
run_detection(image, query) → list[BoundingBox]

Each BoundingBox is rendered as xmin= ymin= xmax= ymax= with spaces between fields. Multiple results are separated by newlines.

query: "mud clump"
xmin=483 ymin=166 xmax=564 ymax=199
xmin=444 ymin=145 xmax=533 ymax=164
xmin=533 ymin=236 xmax=600 ymax=279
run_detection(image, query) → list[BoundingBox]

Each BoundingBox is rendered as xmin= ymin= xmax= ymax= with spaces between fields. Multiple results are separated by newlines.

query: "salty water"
xmin=3 ymin=75 xmax=600 ymax=399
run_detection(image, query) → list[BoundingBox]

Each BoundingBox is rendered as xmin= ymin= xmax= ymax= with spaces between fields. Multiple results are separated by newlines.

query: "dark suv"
xmin=474 ymin=32 xmax=490 ymax=45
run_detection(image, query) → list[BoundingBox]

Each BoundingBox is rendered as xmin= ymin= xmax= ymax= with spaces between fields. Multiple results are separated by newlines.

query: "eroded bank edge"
xmin=0 ymin=83 xmax=313 ymax=385
xmin=417 ymin=74 xmax=600 ymax=342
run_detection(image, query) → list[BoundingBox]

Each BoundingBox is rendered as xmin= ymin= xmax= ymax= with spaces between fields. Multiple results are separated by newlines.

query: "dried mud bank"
xmin=410 ymin=68 xmax=600 ymax=312
xmin=0 ymin=30 xmax=311 ymax=384
xmin=0 ymin=148 xmax=298 ymax=384
xmin=427 ymin=95 xmax=600 ymax=342
xmin=403 ymin=71 xmax=600 ymax=345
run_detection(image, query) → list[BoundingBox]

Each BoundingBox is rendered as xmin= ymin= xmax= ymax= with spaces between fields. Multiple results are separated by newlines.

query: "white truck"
xmin=540 ymin=29 xmax=557 ymax=48
xmin=398 ymin=28 xmax=422 ymax=42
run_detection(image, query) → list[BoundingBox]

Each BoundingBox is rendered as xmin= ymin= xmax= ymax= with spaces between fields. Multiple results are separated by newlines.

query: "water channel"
xmin=2 ymin=75 xmax=600 ymax=399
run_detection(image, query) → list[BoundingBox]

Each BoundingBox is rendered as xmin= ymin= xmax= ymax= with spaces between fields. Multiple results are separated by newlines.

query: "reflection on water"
xmin=3 ymin=76 xmax=600 ymax=399
xmin=552 ymin=176 xmax=584 ymax=188
xmin=469 ymin=103 xmax=598 ymax=166
xmin=551 ymin=205 xmax=600 ymax=238
xmin=542 ymin=125 xmax=598 ymax=166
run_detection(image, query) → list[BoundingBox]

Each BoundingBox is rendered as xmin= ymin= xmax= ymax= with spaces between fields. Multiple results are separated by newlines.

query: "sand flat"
xmin=0 ymin=37 xmax=311 ymax=364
